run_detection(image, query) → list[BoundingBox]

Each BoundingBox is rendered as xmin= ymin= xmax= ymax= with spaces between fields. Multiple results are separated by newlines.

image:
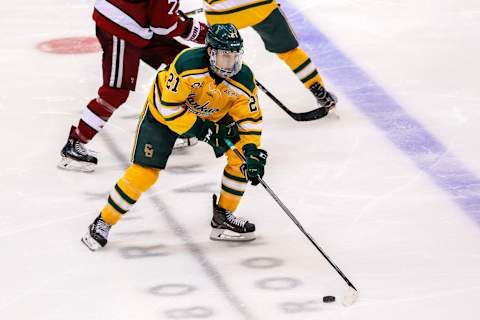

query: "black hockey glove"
xmin=241 ymin=144 xmax=268 ymax=186
xmin=196 ymin=120 xmax=239 ymax=148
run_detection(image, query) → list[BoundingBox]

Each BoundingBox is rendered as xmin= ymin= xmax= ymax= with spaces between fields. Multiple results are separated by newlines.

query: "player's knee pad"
xmin=122 ymin=164 xmax=160 ymax=194
xmin=97 ymin=85 xmax=130 ymax=110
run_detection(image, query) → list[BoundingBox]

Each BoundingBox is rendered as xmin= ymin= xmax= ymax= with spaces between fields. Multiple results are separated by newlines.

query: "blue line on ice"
xmin=281 ymin=0 xmax=480 ymax=225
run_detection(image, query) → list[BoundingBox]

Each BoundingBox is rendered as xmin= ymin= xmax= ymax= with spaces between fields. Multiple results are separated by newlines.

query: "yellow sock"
xmin=101 ymin=164 xmax=160 ymax=225
xmin=277 ymin=47 xmax=324 ymax=88
xmin=219 ymin=168 xmax=248 ymax=212
xmin=219 ymin=192 xmax=242 ymax=212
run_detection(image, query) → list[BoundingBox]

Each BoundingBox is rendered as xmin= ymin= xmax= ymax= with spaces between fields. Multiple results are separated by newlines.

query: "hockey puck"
xmin=323 ymin=296 xmax=335 ymax=303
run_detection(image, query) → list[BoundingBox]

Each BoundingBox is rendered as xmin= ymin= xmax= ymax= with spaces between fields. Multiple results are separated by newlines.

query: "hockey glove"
xmin=179 ymin=11 xmax=208 ymax=44
xmin=196 ymin=120 xmax=239 ymax=148
xmin=241 ymin=144 xmax=268 ymax=186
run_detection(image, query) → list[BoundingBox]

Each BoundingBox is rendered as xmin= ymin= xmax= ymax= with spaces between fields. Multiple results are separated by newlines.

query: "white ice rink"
xmin=1 ymin=0 xmax=480 ymax=319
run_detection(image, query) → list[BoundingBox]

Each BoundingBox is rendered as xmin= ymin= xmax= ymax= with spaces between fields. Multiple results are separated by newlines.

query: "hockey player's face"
xmin=209 ymin=47 xmax=243 ymax=78
xmin=215 ymin=49 xmax=241 ymax=71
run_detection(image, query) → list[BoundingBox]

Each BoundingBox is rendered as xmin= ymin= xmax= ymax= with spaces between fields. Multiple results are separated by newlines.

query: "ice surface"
xmin=0 ymin=1 xmax=479 ymax=319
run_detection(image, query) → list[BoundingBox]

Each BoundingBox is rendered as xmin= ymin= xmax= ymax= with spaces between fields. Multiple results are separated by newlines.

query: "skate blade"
xmin=327 ymin=107 xmax=340 ymax=120
xmin=58 ymin=156 xmax=96 ymax=173
xmin=81 ymin=232 xmax=102 ymax=251
xmin=209 ymin=228 xmax=256 ymax=242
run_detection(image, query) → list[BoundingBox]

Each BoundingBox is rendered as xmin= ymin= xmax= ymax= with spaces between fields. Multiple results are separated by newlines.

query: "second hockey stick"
xmin=255 ymin=80 xmax=329 ymax=121
xmin=225 ymin=139 xmax=359 ymax=305
xmin=183 ymin=7 xmax=204 ymax=16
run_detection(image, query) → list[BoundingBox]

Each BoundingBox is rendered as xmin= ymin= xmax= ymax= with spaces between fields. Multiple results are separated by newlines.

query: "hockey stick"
xmin=225 ymin=139 xmax=359 ymax=305
xmin=255 ymin=80 xmax=328 ymax=121
xmin=183 ymin=7 xmax=204 ymax=16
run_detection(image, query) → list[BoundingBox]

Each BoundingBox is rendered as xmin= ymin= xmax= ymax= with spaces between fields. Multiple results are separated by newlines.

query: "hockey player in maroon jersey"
xmin=58 ymin=0 xmax=208 ymax=172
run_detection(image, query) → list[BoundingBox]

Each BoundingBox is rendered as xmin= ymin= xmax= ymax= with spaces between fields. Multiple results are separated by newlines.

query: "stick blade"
xmin=289 ymin=106 xmax=340 ymax=121
xmin=289 ymin=107 xmax=327 ymax=121
xmin=342 ymin=287 xmax=359 ymax=306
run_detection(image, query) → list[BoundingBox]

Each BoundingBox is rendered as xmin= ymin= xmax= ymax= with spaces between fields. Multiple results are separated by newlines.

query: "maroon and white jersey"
xmin=93 ymin=0 xmax=190 ymax=48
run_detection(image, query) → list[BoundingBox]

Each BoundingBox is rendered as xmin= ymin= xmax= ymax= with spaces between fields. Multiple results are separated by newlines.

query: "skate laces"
xmin=311 ymin=83 xmax=336 ymax=109
xmin=225 ymin=212 xmax=247 ymax=228
xmin=311 ymin=83 xmax=327 ymax=100
xmin=95 ymin=218 xmax=111 ymax=238
xmin=73 ymin=140 xmax=89 ymax=156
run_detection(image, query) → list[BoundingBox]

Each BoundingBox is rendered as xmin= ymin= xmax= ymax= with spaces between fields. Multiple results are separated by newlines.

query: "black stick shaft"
xmin=226 ymin=140 xmax=357 ymax=291
xmin=255 ymin=80 xmax=327 ymax=121
xmin=255 ymin=80 xmax=293 ymax=116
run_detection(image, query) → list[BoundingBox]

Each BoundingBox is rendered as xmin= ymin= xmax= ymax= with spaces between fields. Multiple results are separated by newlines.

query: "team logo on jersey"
xmin=186 ymin=95 xmax=219 ymax=116
xmin=144 ymin=144 xmax=154 ymax=158
xmin=208 ymin=83 xmax=222 ymax=97
xmin=223 ymin=88 xmax=237 ymax=97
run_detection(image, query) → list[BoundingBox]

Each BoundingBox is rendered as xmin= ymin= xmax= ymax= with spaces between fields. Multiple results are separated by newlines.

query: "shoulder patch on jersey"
xmin=231 ymin=63 xmax=255 ymax=93
xmin=174 ymin=48 xmax=209 ymax=75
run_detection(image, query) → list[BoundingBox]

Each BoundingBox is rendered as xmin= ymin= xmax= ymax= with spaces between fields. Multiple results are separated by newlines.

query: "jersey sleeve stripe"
xmin=239 ymin=131 xmax=261 ymax=136
xmin=160 ymin=100 xmax=184 ymax=107
xmin=152 ymin=82 xmax=185 ymax=118
xmin=238 ymin=122 xmax=263 ymax=131
xmin=94 ymin=0 xmax=153 ymax=40
xmin=151 ymin=22 xmax=178 ymax=36
xmin=163 ymin=107 xmax=188 ymax=121
xmin=153 ymin=77 xmax=162 ymax=108
xmin=237 ymin=116 xmax=263 ymax=124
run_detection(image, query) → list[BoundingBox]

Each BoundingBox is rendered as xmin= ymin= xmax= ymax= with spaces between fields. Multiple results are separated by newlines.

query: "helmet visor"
xmin=211 ymin=49 xmax=244 ymax=77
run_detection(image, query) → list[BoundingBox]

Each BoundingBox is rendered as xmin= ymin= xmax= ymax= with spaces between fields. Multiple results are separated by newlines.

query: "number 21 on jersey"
xmin=166 ymin=73 xmax=180 ymax=92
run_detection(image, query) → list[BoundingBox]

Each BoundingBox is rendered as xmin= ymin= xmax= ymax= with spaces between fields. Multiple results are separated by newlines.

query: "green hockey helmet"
xmin=206 ymin=24 xmax=244 ymax=78
xmin=206 ymin=23 xmax=243 ymax=52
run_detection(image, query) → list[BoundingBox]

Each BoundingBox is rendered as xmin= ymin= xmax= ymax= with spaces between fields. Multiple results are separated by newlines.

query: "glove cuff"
xmin=242 ymin=143 xmax=257 ymax=154
xmin=183 ymin=19 xmax=202 ymax=42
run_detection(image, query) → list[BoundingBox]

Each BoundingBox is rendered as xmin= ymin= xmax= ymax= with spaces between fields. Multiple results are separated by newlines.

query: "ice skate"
xmin=81 ymin=214 xmax=111 ymax=251
xmin=310 ymin=82 xmax=338 ymax=118
xmin=210 ymin=194 xmax=255 ymax=241
xmin=58 ymin=126 xmax=98 ymax=172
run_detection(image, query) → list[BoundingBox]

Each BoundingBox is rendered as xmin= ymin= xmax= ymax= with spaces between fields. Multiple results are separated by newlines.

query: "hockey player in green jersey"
xmin=82 ymin=23 xmax=268 ymax=251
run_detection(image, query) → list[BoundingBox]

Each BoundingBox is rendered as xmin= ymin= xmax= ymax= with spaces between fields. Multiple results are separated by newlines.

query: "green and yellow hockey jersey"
xmin=203 ymin=0 xmax=278 ymax=29
xmin=147 ymin=47 xmax=262 ymax=148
